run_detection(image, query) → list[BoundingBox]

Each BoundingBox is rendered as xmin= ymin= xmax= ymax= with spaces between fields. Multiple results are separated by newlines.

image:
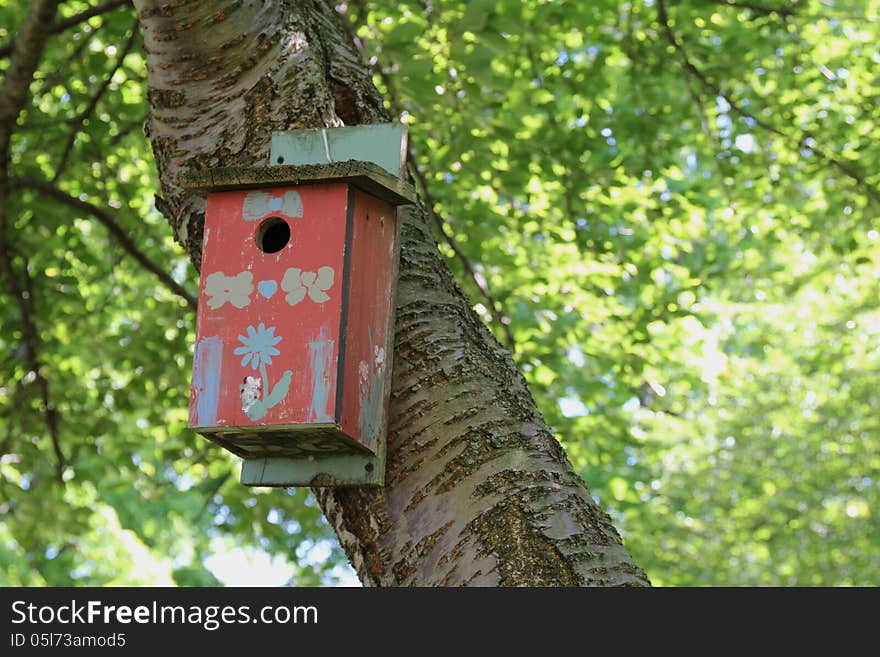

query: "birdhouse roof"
xmin=179 ymin=160 xmax=417 ymax=207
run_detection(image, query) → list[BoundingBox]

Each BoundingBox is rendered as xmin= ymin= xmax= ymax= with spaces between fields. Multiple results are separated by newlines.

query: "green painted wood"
xmin=270 ymin=123 xmax=408 ymax=177
xmin=240 ymin=453 xmax=384 ymax=487
xmin=178 ymin=160 xmax=417 ymax=206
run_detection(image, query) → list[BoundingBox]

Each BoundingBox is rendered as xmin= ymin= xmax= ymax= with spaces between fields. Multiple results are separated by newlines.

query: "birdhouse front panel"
xmin=189 ymin=183 xmax=372 ymax=459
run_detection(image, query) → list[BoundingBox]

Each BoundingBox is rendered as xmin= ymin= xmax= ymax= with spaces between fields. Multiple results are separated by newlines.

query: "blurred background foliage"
xmin=0 ymin=0 xmax=877 ymax=586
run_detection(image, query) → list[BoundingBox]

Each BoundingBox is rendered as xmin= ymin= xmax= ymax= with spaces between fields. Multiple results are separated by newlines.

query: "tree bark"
xmin=133 ymin=0 xmax=649 ymax=586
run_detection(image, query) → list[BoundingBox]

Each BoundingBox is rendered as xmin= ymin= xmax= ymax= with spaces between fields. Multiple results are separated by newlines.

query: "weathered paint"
xmin=204 ymin=270 xmax=253 ymax=309
xmin=270 ymin=123 xmax=407 ymax=177
xmin=358 ymin=329 xmax=385 ymax=449
xmin=338 ymin=189 xmax=399 ymax=452
xmin=190 ymin=184 xmax=346 ymax=445
xmin=307 ymin=325 xmax=334 ymax=423
xmin=240 ymin=375 xmax=262 ymax=418
xmin=243 ymin=189 xmax=303 ymax=221
xmin=281 ymin=266 xmax=335 ymax=305
xmin=190 ymin=335 xmax=223 ymax=427
xmin=241 ymin=453 xmax=382 ymax=487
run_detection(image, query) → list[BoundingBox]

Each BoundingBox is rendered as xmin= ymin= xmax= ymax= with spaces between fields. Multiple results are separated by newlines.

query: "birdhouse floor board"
xmin=240 ymin=454 xmax=383 ymax=487
xmin=179 ymin=160 xmax=417 ymax=207
xmin=199 ymin=422 xmax=375 ymax=460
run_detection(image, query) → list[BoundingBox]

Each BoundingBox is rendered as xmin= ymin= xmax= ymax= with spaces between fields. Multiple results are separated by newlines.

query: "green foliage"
xmin=352 ymin=0 xmax=879 ymax=584
xmin=0 ymin=1 xmax=345 ymax=586
xmin=1 ymin=0 xmax=877 ymax=585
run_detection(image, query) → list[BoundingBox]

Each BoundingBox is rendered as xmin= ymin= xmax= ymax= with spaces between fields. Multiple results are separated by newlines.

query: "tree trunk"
xmin=133 ymin=0 xmax=649 ymax=586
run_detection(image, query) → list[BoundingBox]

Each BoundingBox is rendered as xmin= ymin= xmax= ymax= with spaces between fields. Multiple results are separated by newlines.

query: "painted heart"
xmin=258 ymin=280 xmax=278 ymax=299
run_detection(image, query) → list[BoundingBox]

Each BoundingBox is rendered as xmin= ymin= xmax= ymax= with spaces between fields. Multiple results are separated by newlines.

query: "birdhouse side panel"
xmin=189 ymin=184 xmax=349 ymax=434
xmin=339 ymin=190 xmax=399 ymax=451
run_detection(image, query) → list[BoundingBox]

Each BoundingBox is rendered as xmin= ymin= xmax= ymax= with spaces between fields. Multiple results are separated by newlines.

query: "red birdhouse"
xmin=181 ymin=124 xmax=415 ymax=487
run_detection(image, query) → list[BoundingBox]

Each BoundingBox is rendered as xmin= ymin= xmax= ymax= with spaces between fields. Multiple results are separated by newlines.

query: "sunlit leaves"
xmin=348 ymin=0 xmax=880 ymax=585
xmin=0 ymin=2 xmax=346 ymax=586
xmin=1 ymin=0 xmax=877 ymax=586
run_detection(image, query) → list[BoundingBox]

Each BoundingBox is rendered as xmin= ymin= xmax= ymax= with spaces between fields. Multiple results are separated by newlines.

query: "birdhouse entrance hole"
xmin=255 ymin=216 xmax=290 ymax=253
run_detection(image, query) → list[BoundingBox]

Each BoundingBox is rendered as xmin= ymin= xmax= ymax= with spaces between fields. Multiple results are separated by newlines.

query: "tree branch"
xmin=707 ymin=0 xmax=876 ymax=21
xmin=109 ymin=112 xmax=147 ymax=146
xmin=405 ymin=145 xmax=517 ymax=351
xmin=0 ymin=0 xmax=132 ymax=59
xmin=0 ymin=246 xmax=65 ymax=482
xmin=524 ymin=43 xmax=588 ymax=224
xmin=20 ymin=257 xmax=65 ymax=478
xmin=11 ymin=176 xmax=198 ymax=310
xmin=31 ymin=28 xmax=99 ymax=99
xmin=657 ymin=0 xmax=880 ymax=204
xmin=710 ymin=0 xmax=796 ymax=17
xmin=0 ymin=1 xmax=64 ymax=482
xmin=53 ymin=19 xmax=139 ymax=181
xmin=0 ymin=1 xmax=59 ymax=153
xmin=340 ymin=3 xmax=517 ymax=352
xmin=193 ymin=471 xmax=232 ymax=522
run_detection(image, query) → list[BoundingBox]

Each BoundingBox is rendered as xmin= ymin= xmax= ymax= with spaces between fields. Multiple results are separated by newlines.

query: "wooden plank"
xmin=240 ymin=454 xmax=383 ymax=487
xmin=270 ymin=123 xmax=408 ymax=178
xmin=179 ymin=160 xmax=417 ymax=206
xmin=339 ymin=191 xmax=398 ymax=455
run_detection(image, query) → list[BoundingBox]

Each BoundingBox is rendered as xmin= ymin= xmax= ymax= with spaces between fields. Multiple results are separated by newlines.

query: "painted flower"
xmin=281 ymin=266 xmax=335 ymax=305
xmin=234 ymin=323 xmax=282 ymax=370
xmin=204 ymin=271 xmax=253 ymax=309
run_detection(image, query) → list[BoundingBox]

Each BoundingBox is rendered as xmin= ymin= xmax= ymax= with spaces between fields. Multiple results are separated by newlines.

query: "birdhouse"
xmin=181 ymin=123 xmax=415 ymax=487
